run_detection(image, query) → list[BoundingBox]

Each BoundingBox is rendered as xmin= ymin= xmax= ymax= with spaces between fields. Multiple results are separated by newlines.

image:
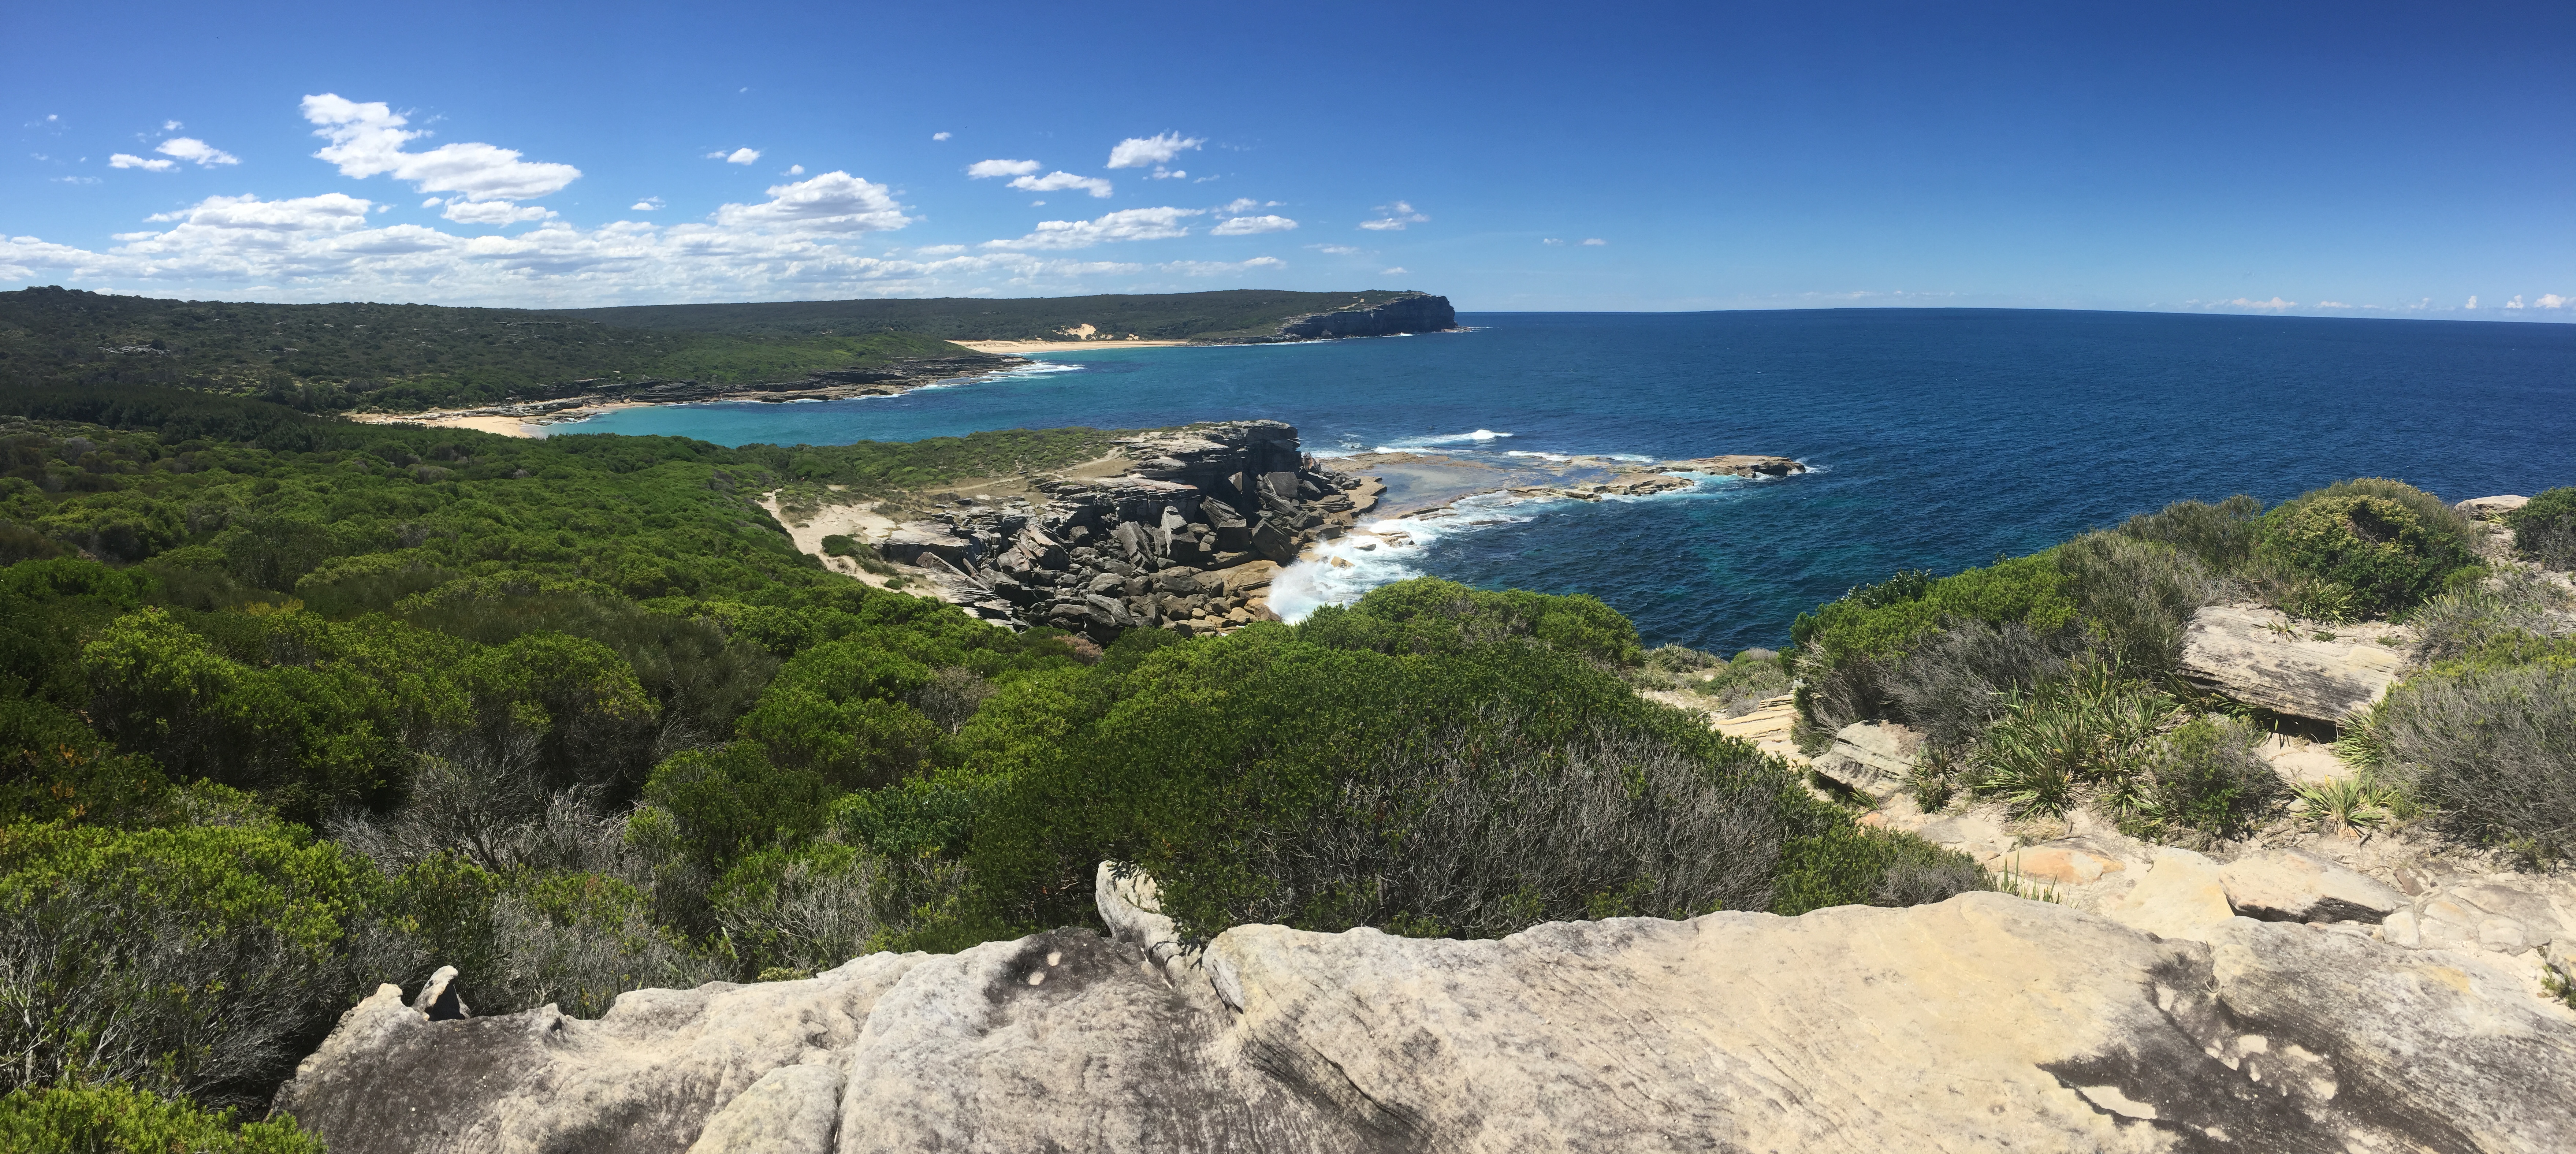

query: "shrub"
xmin=711 ymin=838 xmax=967 ymax=975
xmin=2055 ymin=531 xmax=2222 ymax=677
xmin=2357 ymin=659 xmax=2576 ymax=860
xmin=1969 ymin=666 xmax=2173 ymax=820
xmin=638 ymin=741 xmax=838 ymax=872
xmin=2257 ymin=479 xmax=2478 ymax=621
xmin=2112 ymin=716 xmax=2285 ymax=841
xmin=1771 ymin=821 xmax=1992 ymax=915
xmin=0 ymin=821 xmax=384 ymax=1103
xmin=2405 ymin=570 xmax=2571 ymax=667
xmin=1886 ymin=619 xmax=2075 ymax=753
xmin=2117 ymin=494 xmax=2262 ymax=572
xmin=2509 ymin=486 xmax=2576 ymax=570
xmin=1791 ymin=556 xmax=2077 ymax=730
xmin=0 ymin=1082 xmax=323 ymax=1154
xmin=1299 ymin=578 xmax=1645 ymax=666
xmin=484 ymin=871 xmax=726 ymax=1018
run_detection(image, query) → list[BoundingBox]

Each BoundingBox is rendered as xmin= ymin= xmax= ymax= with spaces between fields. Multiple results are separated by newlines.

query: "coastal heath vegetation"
xmin=1788 ymin=474 xmax=2569 ymax=853
xmin=0 ymin=386 xmax=1977 ymax=1120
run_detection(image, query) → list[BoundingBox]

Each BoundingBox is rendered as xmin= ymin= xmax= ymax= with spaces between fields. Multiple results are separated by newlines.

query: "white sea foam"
xmin=1376 ymin=428 xmax=1512 ymax=451
xmin=1502 ymin=450 xmax=1572 ymax=462
xmin=1270 ymin=474 xmax=1751 ymax=622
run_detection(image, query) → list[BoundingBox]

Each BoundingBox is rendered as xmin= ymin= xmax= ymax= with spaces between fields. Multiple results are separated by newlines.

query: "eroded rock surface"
xmin=2177 ymin=604 xmax=2411 ymax=725
xmin=279 ymin=867 xmax=2576 ymax=1153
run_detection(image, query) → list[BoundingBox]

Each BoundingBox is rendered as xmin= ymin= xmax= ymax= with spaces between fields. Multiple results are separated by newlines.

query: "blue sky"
xmin=5 ymin=1 xmax=2570 ymax=317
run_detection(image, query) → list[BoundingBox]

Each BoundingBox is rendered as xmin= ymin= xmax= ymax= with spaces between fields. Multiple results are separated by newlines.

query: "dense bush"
xmin=2117 ymin=494 xmax=2262 ymax=572
xmin=2354 ymin=654 xmax=2576 ymax=861
xmin=1885 ymin=619 xmax=2075 ymax=754
xmin=2256 ymin=479 xmax=2477 ymax=621
xmin=1791 ymin=556 xmax=2076 ymax=730
xmin=2055 ymin=531 xmax=2221 ymax=677
xmin=2113 ymin=716 xmax=2285 ymax=841
xmin=2510 ymin=486 xmax=2576 ymax=570
xmin=0 ymin=1082 xmax=323 ymax=1153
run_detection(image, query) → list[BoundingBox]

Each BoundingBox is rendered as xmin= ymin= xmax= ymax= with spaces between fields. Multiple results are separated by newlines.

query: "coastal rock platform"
xmin=276 ymin=862 xmax=2576 ymax=1153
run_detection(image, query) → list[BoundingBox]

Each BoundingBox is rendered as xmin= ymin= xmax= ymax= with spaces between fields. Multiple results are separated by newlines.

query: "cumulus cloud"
xmin=709 ymin=148 xmax=760 ymax=164
xmin=1157 ymin=256 xmax=1284 ymax=276
xmin=163 ymin=120 xmax=182 ymax=131
xmin=630 ymin=197 xmax=663 ymax=211
xmin=1218 ymin=198 xmax=1280 ymax=214
xmin=1210 ymin=214 xmax=1296 ymax=235
xmin=982 ymin=206 xmax=1200 ymax=250
xmin=1010 ymin=171 xmax=1113 ymax=198
xmin=442 ymin=200 xmax=556 ymax=226
xmin=1581 ymin=238 xmax=1605 ymax=246
xmin=109 ymin=153 xmax=175 ymax=172
xmin=966 ymin=158 xmax=1039 ymax=178
xmin=1542 ymin=238 xmax=1564 ymax=246
xmin=932 ymin=131 xmax=952 ymax=141
xmin=711 ymin=171 xmax=912 ymax=233
xmin=156 ymin=137 xmax=239 ymax=166
xmin=1359 ymin=200 xmax=1428 ymax=231
xmin=2465 ymin=295 xmax=2479 ymax=310
xmin=1106 ymin=132 xmax=1202 ymax=169
xmin=2504 ymin=295 xmax=2526 ymax=310
xmin=304 ymin=94 xmax=578 ymax=205
xmin=145 ymin=192 xmax=377 ymax=231
xmin=2539 ymin=294 xmax=2568 ymax=309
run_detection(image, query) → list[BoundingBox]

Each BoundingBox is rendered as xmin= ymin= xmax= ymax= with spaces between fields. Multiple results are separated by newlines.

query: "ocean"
xmin=559 ymin=309 xmax=2576 ymax=656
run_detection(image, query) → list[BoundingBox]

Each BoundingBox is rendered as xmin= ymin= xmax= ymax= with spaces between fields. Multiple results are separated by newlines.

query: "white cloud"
xmin=932 ymin=131 xmax=952 ymax=141
xmin=421 ymin=197 xmax=444 ymax=207
xmin=2226 ymin=297 xmax=2296 ymax=310
xmin=163 ymin=120 xmax=182 ymax=131
xmin=788 ymin=164 xmax=805 ymax=175
xmin=1009 ymin=171 xmax=1113 ymax=198
xmin=630 ymin=197 xmax=663 ymax=211
xmin=1542 ymin=238 xmax=1564 ymax=246
xmin=2539 ymin=294 xmax=2568 ymax=309
xmin=1106 ymin=132 xmax=1202 ymax=169
xmin=1157 ymin=256 xmax=1285 ymax=276
xmin=2316 ymin=301 xmax=2352 ymax=309
xmin=710 ymin=147 xmax=760 ymax=164
xmin=711 ymin=171 xmax=912 ymax=233
xmin=1218 ymin=198 xmax=1280 ymax=214
xmin=1359 ymin=200 xmax=1428 ymax=231
xmin=1210 ymin=214 xmax=1296 ymax=235
xmin=2465 ymin=295 xmax=2479 ymax=310
xmin=1581 ymin=238 xmax=1606 ymax=246
xmin=109 ymin=153 xmax=175 ymax=172
xmin=1381 ymin=267 xmax=1408 ymax=275
xmin=2504 ymin=295 xmax=2526 ymax=310
xmin=304 ymin=94 xmax=581 ymax=202
xmin=145 ymin=192 xmax=377 ymax=231
xmin=916 ymin=244 xmax=965 ymax=255
xmin=983 ymin=206 xmax=1201 ymax=250
xmin=442 ymin=200 xmax=556 ymax=225
xmin=1310 ymin=243 xmax=1361 ymax=255
xmin=156 ymin=137 xmax=239 ymax=166
xmin=966 ymin=158 xmax=1040 ymax=178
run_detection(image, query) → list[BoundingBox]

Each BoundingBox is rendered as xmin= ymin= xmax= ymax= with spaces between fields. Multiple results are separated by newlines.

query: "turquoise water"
xmin=561 ymin=310 xmax=2576 ymax=655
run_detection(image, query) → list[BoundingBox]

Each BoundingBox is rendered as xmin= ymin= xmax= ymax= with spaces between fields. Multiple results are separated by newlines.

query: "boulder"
xmin=1813 ymin=720 xmax=1920 ymax=801
xmin=2221 ymin=848 xmax=2408 ymax=924
xmin=2177 ymin=604 xmax=2408 ymax=725
xmin=279 ymin=879 xmax=2576 ymax=1153
xmin=2457 ymin=494 xmax=2530 ymax=520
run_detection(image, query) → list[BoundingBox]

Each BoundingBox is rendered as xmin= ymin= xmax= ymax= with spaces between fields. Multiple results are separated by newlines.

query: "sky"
xmin=4 ymin=1 xmax=2571 ymax=317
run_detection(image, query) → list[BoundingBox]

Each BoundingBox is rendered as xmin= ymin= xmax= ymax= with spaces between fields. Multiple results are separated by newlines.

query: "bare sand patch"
xmin=951 ymin=339 xmax=1197 ymax=354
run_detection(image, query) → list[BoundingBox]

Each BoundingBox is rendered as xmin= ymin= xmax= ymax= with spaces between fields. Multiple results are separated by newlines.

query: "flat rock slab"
xmin=281 ymin=884 xmax=2576 ymax=1153
xmin=1814 ymin=719 xmax=1920 ymax=801
xmin=2178 ymin=604 xmax=2409 ymax=724
xmin=2222 ymin=848 xmax=2408 ymax=925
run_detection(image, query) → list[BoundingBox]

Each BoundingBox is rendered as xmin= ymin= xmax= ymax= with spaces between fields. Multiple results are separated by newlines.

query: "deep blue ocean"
xmin=561 ymin=310 xmax=2576 ymax=656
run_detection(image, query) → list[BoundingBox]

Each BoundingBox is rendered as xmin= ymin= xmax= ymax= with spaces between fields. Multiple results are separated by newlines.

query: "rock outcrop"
xmin=1812 ymin=719 xmax=1922 ymax=801
xmin=2177 ymin=604 xmax=2410 ymax=726
xmin=876 ymin=421 xmax=1362 ymax=639
xmin=1255 ymin=292 xmax=1456 ymax=341
xmin=277 ymin=861 xmax=2576 ymax=1153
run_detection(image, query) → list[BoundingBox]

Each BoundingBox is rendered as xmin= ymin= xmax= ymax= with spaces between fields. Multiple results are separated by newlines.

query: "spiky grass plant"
xmin=1969 ymin=664 xmax=2174 ymax=821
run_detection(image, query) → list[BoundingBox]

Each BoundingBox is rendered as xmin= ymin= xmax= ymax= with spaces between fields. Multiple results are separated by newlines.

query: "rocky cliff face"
xmin=875 ymin=420 xmax=1363 ymax=639
xmin=276 ymin=862 xmax=2576 ymax=1153
xmin=1224 ymin=292 xmax=1456 ymax=342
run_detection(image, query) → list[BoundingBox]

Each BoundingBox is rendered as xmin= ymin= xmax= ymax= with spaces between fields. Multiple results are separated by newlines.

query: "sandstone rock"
xmin=2458 ymin=494 xmax=2530 ymax=520
xmin=2178 ymin=604 xmax=2408 ymax=724
xmin=1659 ymin=454 xmax=1807 ymax=477
xmin=283 ymin=882 xmax=2576 ymax=1153
xmin=2221 ymin=848 xmax=2407 ymax=924
xmin=2000 ymin=845 xmax=2129 ymax=886
xmin=2100 ymin=846 xmax=2235 ymax=943
xmin=1813 ymin=719 xmax=1920 ymax=801
xmin=410 ymin=964 xmax=468 ymax=1021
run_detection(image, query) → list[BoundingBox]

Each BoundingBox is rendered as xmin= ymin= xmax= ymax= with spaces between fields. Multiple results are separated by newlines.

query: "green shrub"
xmin=2111 ymin=716 xmax=2285 ymax=841
xmin=2055 ymin=531 xmax=2220 ymax=677
xmin=0 ymin=821 xmax=385 ymax=1102
xmin=1885 ymin=619 xmax=2074 ymax=753
xmin=2509 ymin=486 xmax=2576 ymax=570
xmin=711 ymin=838 xmax=966 ymax=975
xmin=2354 ymin=658 xmax=2576 ymax=861
xmin=2117 ymin=494 xmax=2262 ymax=572
xmin=2257 ymin=479 xmax=2477 ymax=621
xmin=1791 ymin=556 xmax=2076 ymax=730
xmin=1969 ymin=666 xmax=2173 ymax=820
xmin=0 ymin=1082 xmax=323 ymax=1154
xmin=1771 ymin=822 xmax=1992 ymax=915
xmin=638 ymin=741 xmax=838 ymax=872
xmin=733 ymin=638 xmax=941 ymax=788
xmin=2405 ymin=570 xmax=2571 ymax=667
xmin=1299 ymin=578 xmax=1644 ymax=666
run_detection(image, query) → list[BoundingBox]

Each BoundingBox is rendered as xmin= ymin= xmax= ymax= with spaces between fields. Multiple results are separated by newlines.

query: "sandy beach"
xmin=347 ymin=400 xmax=649 ymax=440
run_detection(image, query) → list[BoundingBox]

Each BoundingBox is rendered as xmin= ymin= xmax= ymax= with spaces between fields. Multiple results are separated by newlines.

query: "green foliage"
xmin=639 ymin=741 xmax=838 ymax=872
xmin=2257 ymin=479 xmax=2477 ymax=622
xmin=2509 ymin=486 xmax=2576 ymax=570
xmin=1791 ymin=555 xmax=2076 ymax=729
xmin=0 ymin=287 xmax=993 ymax=413
xmin=2116 ymin=494 xmax=2263 ymax=572
xmin=2055 ymin=531 xmax=2218 ymax=677
xmin=1771 ymin=820 xmax=1993 ymax=915
xmin=1297 ymin=577 xmax=1645 ymax=665
xmin=1968 ymin=666 xmax=2174 ymax=821
xmin=0 ymin=1082 xmax=324 ymax=1154
xmin=2111 ymin=716 xmax=2286 ymax=841
xmin=2349 ymin=655 xmax=2576 ymax=861
xmin=0 ymin=820 xmax=385 ymax=1101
